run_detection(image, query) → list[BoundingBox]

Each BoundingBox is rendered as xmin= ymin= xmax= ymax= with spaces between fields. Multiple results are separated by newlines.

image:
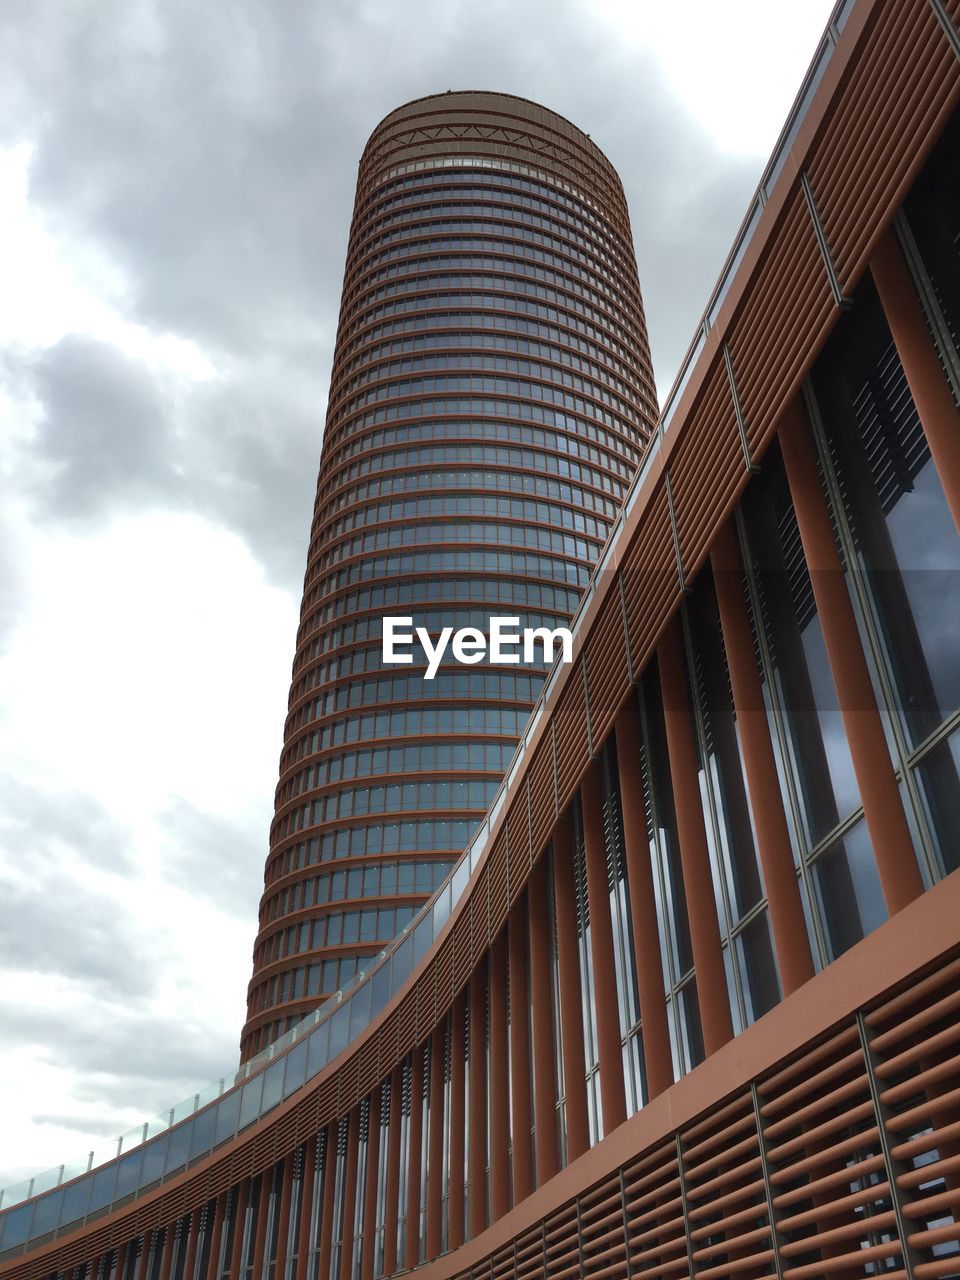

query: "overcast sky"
xmin=0 ymin=0 xmax=836 ymax=1188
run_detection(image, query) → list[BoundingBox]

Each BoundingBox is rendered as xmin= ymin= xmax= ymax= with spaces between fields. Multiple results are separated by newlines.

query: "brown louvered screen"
xmin=620 ymin=481 xmax=681 ymax=676
xmin=486 ymin=829 xmax=509 ymax=939
xmin=726 ymin=186 xmax=834 ymax=461
xmin=683 ymin=1095 xmax=770 ymax=1280
xmin=808 ymin=0 xmax=960 ymax=292
xmin=514 ymin=1224 xmax=543 ymax=1280
xmin=396 ymin=988 xmax=418 ymax=1059
xmin=432 ymin=935 xmax=455 ymax=1023
xmin=544 ymin=1198 xmax=580 ymax=1278
xmin=667 ymin=358 xmax=746 ymax=580
xmin=552 ymin=656 xmax=590 ymax=803
xmin=759 ymin=1024 xmax=900 ymax=1280
xmin=866 ymin=953 xmax=960 ymax=1273
xmin=583 ymin=575 xmax=632 ymax=748
xmin=452 ymin=909 xmax=474 ymax=994
xmin=504 ymin=776 xmax=532 ymax=884
xmin=578 ymin=1175 xmax=628 ymax=1278
xmin=357 ymin=1037 xmax=380 ymax=1098
xmin=622 ymin=1138 xmax=689 ymax=1279
xmin=445 ymin=948 xmax=960 ymax=1280
xmin=525 ymin=740 xmax=555 ymax=875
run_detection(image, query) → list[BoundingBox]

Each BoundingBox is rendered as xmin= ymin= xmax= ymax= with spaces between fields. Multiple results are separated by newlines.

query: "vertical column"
xmin=360 ymin=1088 xmax=382 ymax=1280
xmin=382 ymin=1066 xmax=403 ymax=1277
xmin=181 ymin=1210 xmax=199 ymax=1280
xmin=552 ymin=821 xmax=591 ymax=1162
xmin=228 ymin=1183 xmax=250 ymax=1280
xmin=114 ymin=1243 xmax=128 ymax=1280
xmin=294 ymin=1139 xmax=316 ymax=1280
xmin=403 ymin=1048 xmax=424 ymax=1271
xmin=469 ymin=964 xmax=489 ymax=1238
xmin=527 ymin=859 xmax=559 ymax=1185
xmin=204 ymin=1194 xmax=226 ymax=1280
xmin=658 ymin=618 xmax=735 ymax=1054
xmin=131 ymin=1233 xmax=149 ymax=1280
xmin=425 ymin=1030 xmax=446 ymax=1259
xmin=613 ymin=698 xmax=674 ymax=1098
xmin=508 ymin=892 xmax=534 ymax=1202
xmin=315 ymin=1125 xmax=338 ymax=1280
xmin=488 ymin=928 xmax=511 ymax=1220
xmin=870 ymin=227 xmax=960 ymax=532
xmin=251 ymin=1173 xmax=273 ymax=1280
xmin=580 ymin=759 xmax=628 ymax=1132
xmin=339 ymin=1110 xmax=361 ymax=1280
xmin=711 ymin=521 xmax=815 ymax=994
xmin=778 ymin=399 xmax=924 ymax=911
xmin=448 ymin=994 xmax=467 ymax=1250
xmin=158 ymin=1219 xmax=177 ymax=1280
xmin=273 ymin=1153 xmax=296 ymax=1280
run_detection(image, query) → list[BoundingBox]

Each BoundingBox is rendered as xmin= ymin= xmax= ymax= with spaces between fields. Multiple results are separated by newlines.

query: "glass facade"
xmin=241 ymin=93 xmax=657 ymax=1059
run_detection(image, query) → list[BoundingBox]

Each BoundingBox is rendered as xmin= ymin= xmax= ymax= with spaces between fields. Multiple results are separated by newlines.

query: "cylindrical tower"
xmin=240 ymin=91 xmax=657 ymax=1060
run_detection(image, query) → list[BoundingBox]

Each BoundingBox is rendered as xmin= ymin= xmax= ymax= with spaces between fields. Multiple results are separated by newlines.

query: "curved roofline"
xmin=362 ymin=89 xmax=618 ymax=173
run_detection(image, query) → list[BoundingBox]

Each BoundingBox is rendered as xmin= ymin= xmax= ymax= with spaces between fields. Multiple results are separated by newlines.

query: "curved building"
xmin=3 ymin=5 xmax=960 ymax=1279
xmin=241 ymin=92 xmax=657 ymax=1059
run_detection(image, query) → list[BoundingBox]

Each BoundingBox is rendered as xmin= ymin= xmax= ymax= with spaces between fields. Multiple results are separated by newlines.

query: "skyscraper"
xmin=4 ymin=5 xmax=960 ymax=1276
xmin=241 ymin=92 xmax=658 ymax=1060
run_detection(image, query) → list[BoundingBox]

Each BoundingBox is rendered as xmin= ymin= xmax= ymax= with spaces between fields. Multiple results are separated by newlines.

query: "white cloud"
xmin=590 ymin=0 xmax=834 ymax=157
xmin=0 ymin=142 xmax=215 ymax=379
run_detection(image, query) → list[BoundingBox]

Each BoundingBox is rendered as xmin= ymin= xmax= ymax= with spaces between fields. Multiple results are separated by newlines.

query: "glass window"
xmin=904 ymin=111 xmax=960 ymax=377
xmin=812 ymin=278 xmax=960 ymax=752
xmin=915 ymin=727 xmax=960 ymax=876
xmin=810 ymin=817 xmax=887 ymax=960
xmin=739 ymin=441 xmax=861 ymax=847
xmin=638 ymin=665 xmax=693 ymax=978
xmin=734 ymin=912 xmax=780 ymax=1024
xmin=686 ymin=570 xmax=764 ymax=918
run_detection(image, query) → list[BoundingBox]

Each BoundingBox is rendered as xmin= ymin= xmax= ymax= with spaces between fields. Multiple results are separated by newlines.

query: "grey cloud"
xmin=0 ymin=879 xmax=156 ymax=998
xmin=1 ymin=0 xmax=773 ymax=585
xmin=1 ymin=999 xmax=231 ymax=1097
xmin=29 ymin=335 xmax=178 ymax=520
xmin=0 ymin=779 xmax=160 ymax=997
xmin=0 ymin=775 xmax=134 ymax=875
xmin=28 ymin=1112 xmax=122 ymax=1139
xmin=13 ymin=335 xmax=323 ymax=586
xmin=0 ymin=997 xmax=235 ymax=1184
xmin=2 ymin=0 xmax=770 ymax=386
xmin=159 ymin=796 xmax=265 ymax=918
xmin=0 ymin=514 xmax=27 ymax=654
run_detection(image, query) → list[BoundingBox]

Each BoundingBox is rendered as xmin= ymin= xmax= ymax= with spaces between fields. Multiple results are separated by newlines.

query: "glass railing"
xmin=0 ymin=0 xmax=855 ymax=1257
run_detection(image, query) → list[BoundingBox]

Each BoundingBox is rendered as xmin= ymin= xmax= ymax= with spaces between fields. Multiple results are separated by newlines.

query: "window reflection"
xmin=813 ymin=278 xmax=960 ymax=752
xmin=635 ymin=664 xmax=703 ymax=1079
xmin=739 ymin=441 xmax=861 ymax=847
xmin=811 ymin=819 xmax=887 ymax=961
xmin=916 ymin=728 xmax=960 ymax=875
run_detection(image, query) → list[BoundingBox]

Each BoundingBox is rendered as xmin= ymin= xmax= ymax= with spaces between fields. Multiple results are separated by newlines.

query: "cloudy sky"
xmin=0 ymin=0 xmax=836 ymax=1188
